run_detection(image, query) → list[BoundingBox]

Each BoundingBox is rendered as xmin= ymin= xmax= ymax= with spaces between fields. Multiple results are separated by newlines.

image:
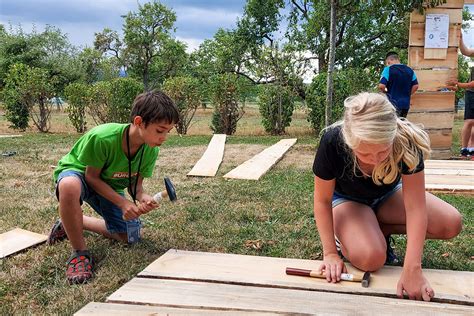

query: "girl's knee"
xmin=429 ymin=206 xmax=462 ymax=239
xmin=347 ymin=247 xmax=385 ymax=271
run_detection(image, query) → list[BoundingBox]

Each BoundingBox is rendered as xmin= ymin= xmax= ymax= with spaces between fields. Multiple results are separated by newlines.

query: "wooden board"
xmin=138 ymin=249 xmax=474 ymax=305
xmin=415 ymin=69 xmax=458 ymax=92
xmin=424 ymin=48 xmax=448 ymax=60
xmin=409 ymin=23 xmax=460 ymax=47
xmin=425 ymin=129 xmax=453 ymax=148
xmin=409 ymin=47 xmax=458 ymax=69
xmin=425 ymin=168 xmax=474 ymax=176
xmin=106 ymin=277 xmax=473 ymax=315
xmin=407 ymin=111 xmax=454 ymax=129
xmin=431 ymin=0 xmax=463 ymax=8
xmin=0 ymin=228 xmax=47 ymax=258
xmin=187 ymin=134 xmax=226 ymax=177
xmin=0 ymin=135 xmax=23 ymax=138
xmin=410 ymin=92 xmax=455 ymax=112
xmin=75 ymin=302 xmax=278 ymax=315
xmin=410 ymin=8 xmax=462 ymax=24
xmin=223 ymin=139 xmax=297 ymax=180
xmin=430 ymin=149 xmax=454 ymax=160
xmin=425 ymin=160 xmax=474 ymax=169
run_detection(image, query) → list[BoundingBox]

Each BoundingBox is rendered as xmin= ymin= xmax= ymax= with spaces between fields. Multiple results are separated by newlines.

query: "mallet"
xmin=152 ymin=177 xmax=177 ymax=203
xmin=286 ymin=267 xmax=371 ymax=288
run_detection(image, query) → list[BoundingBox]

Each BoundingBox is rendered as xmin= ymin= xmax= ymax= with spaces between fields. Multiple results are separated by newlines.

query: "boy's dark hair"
xmin=385 ymin=51 xmax=399 ymax=61
xmin=130 ymin=90 xmax=179 ymax=126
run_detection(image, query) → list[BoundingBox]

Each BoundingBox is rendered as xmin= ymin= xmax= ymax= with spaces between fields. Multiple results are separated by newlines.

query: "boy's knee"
xmin=58 ymin=177 xmax=82 ymax=201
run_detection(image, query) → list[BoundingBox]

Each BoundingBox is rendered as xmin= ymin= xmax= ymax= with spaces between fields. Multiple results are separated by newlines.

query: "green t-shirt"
xmin=53 ymin=123 xmax=159 ymax=192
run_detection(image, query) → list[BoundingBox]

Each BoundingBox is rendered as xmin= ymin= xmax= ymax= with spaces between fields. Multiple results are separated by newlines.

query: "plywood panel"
xmin=410 ymin=92 xmax=455 ymax=112
xmin=107 ymin=278 xmax=473 ymax=315
xmin=0 ymin=228 xmax=47 ymax=258
xmin=75 ymin=302 xmax=278 ymax=315
xmin=223 ymin=139 xmax=297 ymax=180
xmin=409 ymin=23 xmax=460 ymax=47
xmin=0 ymin=135 xmax=22 ymax=138
xmin=407 ymin=111 xmax=454 ymax=129
xmin=409 ymin=47 xmax=458 ymax=69
xmin=416 ymin=69 xmax=458 ymax=92
xmin=425 ymin=129 xmax=453 ymax=148
xmin=430 ymin=149 xmax=453 ymax=160
xmin=139 ymin=249 xmax=474 ymax=305
xmin=410 ymin=9 xmax=462 ymax=24
xmin=425 ymin=168 xmax=474 ymax=176
xmin=425 ymin=159 xmax=474 ymax=169
xmin=187 ymin=134 xmax=226 ymax=177
xmin=424 ymin=48 xmax=448 ymax=59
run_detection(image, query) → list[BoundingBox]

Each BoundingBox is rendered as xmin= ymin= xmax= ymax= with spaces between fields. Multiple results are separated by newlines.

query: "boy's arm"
xmin=411 ymin=84 xmax=419 ymax=95
xmin=379 ymin=66 xmax=390 ymax=93
xmin=379 ymin=83 xmax=387 ymax=93
xmin=460 ymin=33 xmax=474 ymax=57
xmin=398 ymin=170 xmax=434 ymax=301
xmin=85 ymin=166 xmax=141 ymax=220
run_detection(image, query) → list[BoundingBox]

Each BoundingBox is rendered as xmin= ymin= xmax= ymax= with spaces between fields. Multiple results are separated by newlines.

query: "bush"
xmin=163 ymin=76 xmax=201 ymax=135
xmin=258 ymin=84 xmax=294 ymax=135
xmin=306 ymin=68 xmax=377 ymax=135
xmin=64 ymin=83 xmax=89 ymax=133
xmin=210 ymin=74 xmax=244 ymax=135
xmin=2 ymin=64 xmax=30 ymax=130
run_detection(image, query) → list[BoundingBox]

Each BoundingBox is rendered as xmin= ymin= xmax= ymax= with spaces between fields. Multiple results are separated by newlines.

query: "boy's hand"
xmin=121 ymin=199 xmax=141 ymax=221
xmin=317 ymin=253 xmax=347 ymax=283
xmin=138 ymin=193 xmax=159 ymax=215
xmin=397 ymin=266 xmax=434 ymax=301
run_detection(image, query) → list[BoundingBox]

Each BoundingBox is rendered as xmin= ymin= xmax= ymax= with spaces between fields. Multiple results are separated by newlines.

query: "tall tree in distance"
xmin=325 ymin=0 xmax=337 ymax=127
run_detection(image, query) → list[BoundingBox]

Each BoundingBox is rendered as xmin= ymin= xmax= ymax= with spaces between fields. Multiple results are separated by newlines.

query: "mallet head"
xmin=361 ymin=271 xmax=370 ymax=288
xmin=164 ymin=177 xmax=177 ymax=202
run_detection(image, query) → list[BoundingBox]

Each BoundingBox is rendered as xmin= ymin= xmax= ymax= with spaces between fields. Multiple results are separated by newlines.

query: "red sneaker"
xmin=47 ymin=219 xmax=68 ymax=245
xmin=66 ymin=250 xmax=94 ymax=284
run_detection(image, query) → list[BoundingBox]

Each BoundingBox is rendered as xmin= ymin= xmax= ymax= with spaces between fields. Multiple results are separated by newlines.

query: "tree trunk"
xmin=325 ymin=0 xmax=337 ymax=128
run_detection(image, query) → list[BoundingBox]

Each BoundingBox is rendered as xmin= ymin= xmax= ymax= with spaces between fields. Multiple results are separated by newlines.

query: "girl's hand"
xmin=138 ymin=193 xmax=159 ymax=215
xmin=317 ymin=253 xmax=347 ymax=283
xmin=397 ymin=266 xmax=435 ymax=301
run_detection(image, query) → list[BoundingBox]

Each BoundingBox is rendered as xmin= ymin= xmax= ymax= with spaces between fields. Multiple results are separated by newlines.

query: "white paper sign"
xmin=424 ymin=14 xmax=449 ymax=49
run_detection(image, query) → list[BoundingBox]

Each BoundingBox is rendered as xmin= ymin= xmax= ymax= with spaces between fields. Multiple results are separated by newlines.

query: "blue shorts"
xmin=55 ymin=170 xmax=141 ymax=243
xmin=332 ymin=182 xmax=402 ymax=212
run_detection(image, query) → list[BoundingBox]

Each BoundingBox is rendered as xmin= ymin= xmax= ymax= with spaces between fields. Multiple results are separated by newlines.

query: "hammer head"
xmin=164 ymin=177 xmax=177 ymax=202
xmin=361 ymin=271 xmax=370 ymax=288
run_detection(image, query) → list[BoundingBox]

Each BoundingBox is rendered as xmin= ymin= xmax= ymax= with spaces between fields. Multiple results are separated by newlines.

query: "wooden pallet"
xmin=425 ymin=160 xmax=474 ymax=194
xmin=223 ymin=139 xmax=297 ymax=180
xmin=187 ymin=134 xmax=227 ymax=177
xmin=76 ymin=249 xmax=473 ymax=315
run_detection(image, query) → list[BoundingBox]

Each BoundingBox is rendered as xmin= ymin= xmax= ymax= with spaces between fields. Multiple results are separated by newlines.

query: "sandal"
xmin=66 ymin=250 xmax=94 ymax=284
xmin=47 ymin=219 xmax=68 ymax=245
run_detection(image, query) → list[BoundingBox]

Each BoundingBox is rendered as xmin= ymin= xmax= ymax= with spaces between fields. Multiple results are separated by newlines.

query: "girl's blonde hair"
xmin=338 ymin=92 xmax=430 ymax=185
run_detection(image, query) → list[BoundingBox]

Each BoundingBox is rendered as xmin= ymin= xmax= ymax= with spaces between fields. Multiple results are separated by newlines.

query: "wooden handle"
xmin=286 ymin=267 xmax=365 ymax=282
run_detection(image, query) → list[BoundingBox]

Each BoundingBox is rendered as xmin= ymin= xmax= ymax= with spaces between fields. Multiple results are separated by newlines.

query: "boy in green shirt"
xmin=48 ymin=90 xmax=179 ymax=284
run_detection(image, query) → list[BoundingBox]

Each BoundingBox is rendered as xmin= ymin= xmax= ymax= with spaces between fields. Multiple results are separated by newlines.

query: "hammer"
xmin=152 ymin=177 xmax=177 ymax=203
xmin=286 ymin=267 xmax=370 ymax=288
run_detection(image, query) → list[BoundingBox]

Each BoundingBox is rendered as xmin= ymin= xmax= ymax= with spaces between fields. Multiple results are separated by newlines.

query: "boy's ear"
xmin=133 ymin=116 xmax=143 ymax=126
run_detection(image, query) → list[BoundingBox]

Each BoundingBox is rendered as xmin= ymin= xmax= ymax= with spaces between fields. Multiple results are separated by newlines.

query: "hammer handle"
xmin=286 ymin=267 xmax=362 ymax=282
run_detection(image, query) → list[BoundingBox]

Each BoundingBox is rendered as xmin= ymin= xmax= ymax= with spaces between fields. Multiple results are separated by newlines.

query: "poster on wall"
xmin=424 ymin=14 xmax=449 ymax=49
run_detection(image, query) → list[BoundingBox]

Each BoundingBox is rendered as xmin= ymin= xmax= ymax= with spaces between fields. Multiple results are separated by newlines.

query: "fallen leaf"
xmin=441 ymin=253 xmax=449 ymax=257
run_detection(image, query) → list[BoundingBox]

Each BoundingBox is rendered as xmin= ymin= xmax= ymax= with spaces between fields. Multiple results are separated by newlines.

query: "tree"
xmin=64 ymin=82 xmax=89 ymax=133
xmin=326 ymin=0 xmax=337 ymax=127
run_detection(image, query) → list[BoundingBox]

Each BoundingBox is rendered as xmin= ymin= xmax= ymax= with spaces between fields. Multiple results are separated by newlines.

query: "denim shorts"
xmin=55 ymin=170 xmax=141 ymax=243
xmin=332 ymin=182 xmax=402 ymax=212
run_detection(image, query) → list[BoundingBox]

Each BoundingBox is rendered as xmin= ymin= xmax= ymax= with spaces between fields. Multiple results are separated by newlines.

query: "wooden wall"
xmin=408 ymin=0 xmax=464 ymax=159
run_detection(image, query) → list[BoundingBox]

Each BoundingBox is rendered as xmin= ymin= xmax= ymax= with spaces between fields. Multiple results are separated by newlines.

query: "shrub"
xmin=163 ymin=76 xmax=201 ymax=135
xmin=258 ymin=84 xmax=294 ymax=135
xmin=64 ymin=83 xmax=89 ymax=133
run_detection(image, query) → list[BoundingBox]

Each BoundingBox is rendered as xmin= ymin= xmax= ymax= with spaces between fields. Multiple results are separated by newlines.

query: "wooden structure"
xmin=187 ymin=134 xmax=227 ymax=177
xmin=75 ymin=249 xmax=473 ymax=315
xmin=408 ymin=1 xmax=464 ymax=159
xmin=425 ymin=159 xmax=474 ymax=193
xmin=0 ymin=228 xmax=47 ymax=258
xmin=223 ymin=139 xmax=297 ymax=180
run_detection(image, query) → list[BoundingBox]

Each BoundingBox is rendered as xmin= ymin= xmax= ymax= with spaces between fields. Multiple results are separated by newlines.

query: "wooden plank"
xmin=75 ymin=302 xmax=278 ymax=315
xmin=430 ymin=0 xmax=464 ymax=8
xmin=410 ymin=92 xmax=455 ymax=112
xmin=416 ymin=69 xmax=458 ymax=92
xmin=465 ymin=0 xmax=474 ymax=4
xmin=107 ymin=278 xmax=473 ymax=315
xmin=223 ymin=139 xmax=297 ymax=180
xmin=407 ymin=111 xmax=454 ymax=129
xmin=409 ymin=47 xmax=458 ymax=69
xmin=0 ymin=228 xmax=47 ymax=258
xmin=139 ymin=249 xmax=474 ymax=305
xmin=410 ymin=9 xmax=462 ymax=24
xmin=409 ymin=23 xmax=460 ymax=47
xmin=187 ymin=134 xmax=226 ymax=177
xmin=425 ymin=160 xmax=474 ymax=169
xmin=425 ymin=174 xmax=474 ymax=185
xmin=425 ymin=168 xmax=474 ymax=176
xmin=430 ymin=149 xmax=454 ymax=160
xmin=424 ymin=48 xmax=447 ymax=60
xmin=0 ymin=135 xmax=23 ymax=138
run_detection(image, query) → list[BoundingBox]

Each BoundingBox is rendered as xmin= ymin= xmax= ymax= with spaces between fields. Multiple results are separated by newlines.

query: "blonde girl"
xmin=313 ymin=92 xmax=462 ymax=301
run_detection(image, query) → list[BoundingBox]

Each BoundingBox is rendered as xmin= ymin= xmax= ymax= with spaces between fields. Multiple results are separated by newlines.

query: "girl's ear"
xmin=133 ymin=116 xmax=143 ymax=126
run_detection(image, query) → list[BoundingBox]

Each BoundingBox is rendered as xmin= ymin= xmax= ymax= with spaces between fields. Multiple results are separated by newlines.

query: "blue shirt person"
xmin=378 ymin=52 xmax=419 ymax=118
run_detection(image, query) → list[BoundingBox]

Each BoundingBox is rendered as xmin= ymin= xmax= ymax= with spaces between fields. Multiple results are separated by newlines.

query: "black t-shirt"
xmin=312 ymin=125 xmax=424 ymax=200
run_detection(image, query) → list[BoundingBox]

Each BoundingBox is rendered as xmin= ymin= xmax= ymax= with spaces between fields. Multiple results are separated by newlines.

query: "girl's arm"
xmin=399 ymin=170 xmax=434 ymax=301
xmin=314 ymin=176 xmax=346 ymax=282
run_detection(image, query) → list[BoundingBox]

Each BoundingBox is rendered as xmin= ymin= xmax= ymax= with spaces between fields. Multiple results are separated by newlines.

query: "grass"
xmin=0 ymin=107 xmax=472 ymax=314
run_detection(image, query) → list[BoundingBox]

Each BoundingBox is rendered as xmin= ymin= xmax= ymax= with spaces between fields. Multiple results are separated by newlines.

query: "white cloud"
xmin=177 ymin=6 xmax=241 ymax=27
xmin=176 ymin=36 xmax=204 ymax=53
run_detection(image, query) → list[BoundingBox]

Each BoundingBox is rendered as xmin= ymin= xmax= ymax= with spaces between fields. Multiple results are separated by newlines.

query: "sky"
xmin=0 ymin=0 xmax=247 ymax=52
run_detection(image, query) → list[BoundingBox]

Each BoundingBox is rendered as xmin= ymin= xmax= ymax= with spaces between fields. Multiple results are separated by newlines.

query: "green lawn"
xmin=0 ymin=109 xmax=472 ymax=314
